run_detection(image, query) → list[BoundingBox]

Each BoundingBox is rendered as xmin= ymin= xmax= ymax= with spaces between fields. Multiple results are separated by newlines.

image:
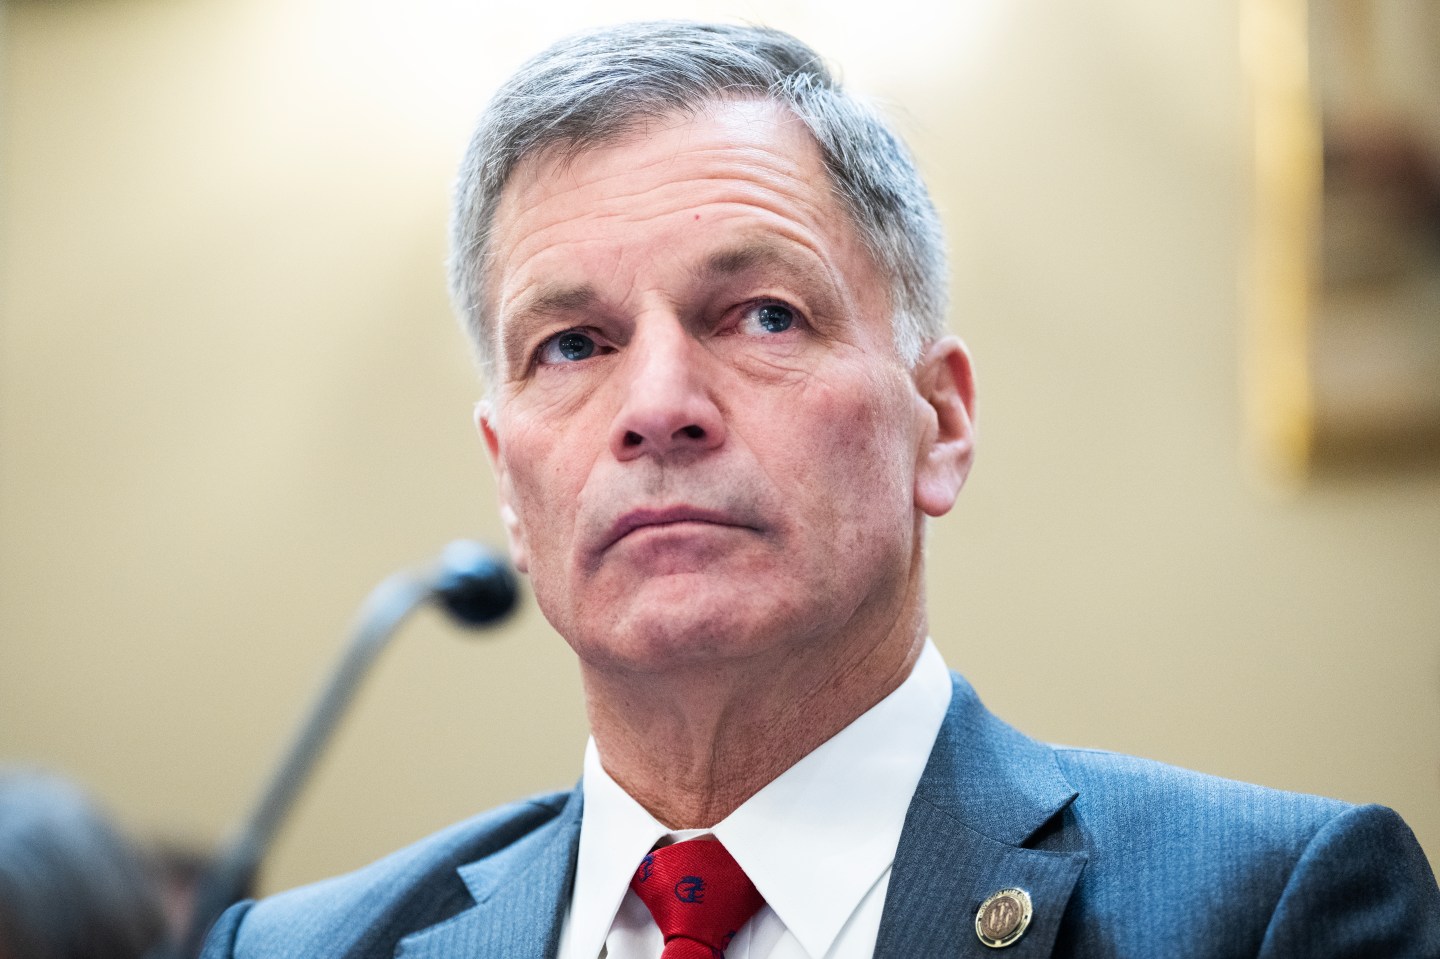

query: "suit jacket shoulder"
xmin=1046 ymin=746 xmax=1439 ymax=956
xmin=201 ymin=789 xmax=580 ymax=959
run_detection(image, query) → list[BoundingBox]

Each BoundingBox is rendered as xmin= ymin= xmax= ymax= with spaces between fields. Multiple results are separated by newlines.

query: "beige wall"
xmin=2 ymin=0 xmax=1436 ymax=894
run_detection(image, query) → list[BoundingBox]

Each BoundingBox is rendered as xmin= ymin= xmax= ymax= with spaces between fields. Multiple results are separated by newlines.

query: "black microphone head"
xmin=432 ymin=540 xmax=520 ymax=628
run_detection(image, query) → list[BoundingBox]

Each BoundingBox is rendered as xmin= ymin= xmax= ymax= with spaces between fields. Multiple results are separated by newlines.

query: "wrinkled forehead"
xmin=493 ymin=99 xmax=826 ymax=236
xmin=483 ymin=98 xmax=875 ymax=322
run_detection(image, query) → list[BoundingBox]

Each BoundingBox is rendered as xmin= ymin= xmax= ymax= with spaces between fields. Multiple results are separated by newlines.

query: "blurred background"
xmin=2 ymin=0 xmax=1436 ymax=902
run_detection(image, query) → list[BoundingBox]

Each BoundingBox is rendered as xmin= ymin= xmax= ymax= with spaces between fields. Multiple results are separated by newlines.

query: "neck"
xmin=581 ymin=602 xmax=928 ymax=829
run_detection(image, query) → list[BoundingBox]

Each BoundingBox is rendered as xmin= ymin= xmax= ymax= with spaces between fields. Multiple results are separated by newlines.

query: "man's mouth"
xmin=601 ymin=506 xmax=753 ymax=552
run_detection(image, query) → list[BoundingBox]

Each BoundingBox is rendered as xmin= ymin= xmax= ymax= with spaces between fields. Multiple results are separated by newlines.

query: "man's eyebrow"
xmin=696 ymin=241 xmax=820 ymax=283
xmin=500 ymin=283 xmax=597 ymax=367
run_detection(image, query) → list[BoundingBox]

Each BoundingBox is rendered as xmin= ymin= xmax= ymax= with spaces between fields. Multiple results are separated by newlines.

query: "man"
xmin=202 ymin=21 xmax=1440 ymax=959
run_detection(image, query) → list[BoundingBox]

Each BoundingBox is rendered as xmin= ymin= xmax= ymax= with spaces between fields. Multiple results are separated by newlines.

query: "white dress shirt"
xmin=555 ymin=640 xmax=953 ymax=959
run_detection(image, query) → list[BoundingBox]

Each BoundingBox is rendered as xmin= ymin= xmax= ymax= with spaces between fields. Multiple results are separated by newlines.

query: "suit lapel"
xmin=874 ymin=674 xmax=1087 ymax=958
xmin=395 ymin=788 xmax=583 ymax=959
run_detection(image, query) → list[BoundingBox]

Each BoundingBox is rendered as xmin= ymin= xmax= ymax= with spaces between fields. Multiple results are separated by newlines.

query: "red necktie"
xmin=629 ymin=838 xmax=765 ymax=959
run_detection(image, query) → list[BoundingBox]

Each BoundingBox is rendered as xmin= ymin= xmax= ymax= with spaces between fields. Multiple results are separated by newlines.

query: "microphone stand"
xmin=178 ymin=542 xmax=517 ymax=957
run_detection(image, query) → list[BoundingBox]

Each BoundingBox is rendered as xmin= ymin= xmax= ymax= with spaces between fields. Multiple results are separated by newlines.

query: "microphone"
xmin=179 ymin=541 xmax=520 ymax=957
xmin=432 ymin=539 xmax=519 ymax=627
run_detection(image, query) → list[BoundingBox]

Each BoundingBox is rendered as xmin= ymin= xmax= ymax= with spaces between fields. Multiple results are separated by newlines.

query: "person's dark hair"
xmin=449 ymin=20 xmax=948 ymax=384
xmin=0 ymin=769 xmax=167 ymax=959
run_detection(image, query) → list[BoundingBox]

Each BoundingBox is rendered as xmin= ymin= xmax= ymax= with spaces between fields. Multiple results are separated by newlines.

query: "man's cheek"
xmin=516 ymin=491 xmax=581 ymax=581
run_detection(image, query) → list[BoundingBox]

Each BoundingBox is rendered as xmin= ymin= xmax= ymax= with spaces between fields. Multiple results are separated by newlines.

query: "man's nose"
xmin=610 ymin=320 xmax=725 ymax=462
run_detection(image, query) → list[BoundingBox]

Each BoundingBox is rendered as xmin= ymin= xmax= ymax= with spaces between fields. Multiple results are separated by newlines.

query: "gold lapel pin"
xmin=975 ymin=887 xmax=1033 ymax=948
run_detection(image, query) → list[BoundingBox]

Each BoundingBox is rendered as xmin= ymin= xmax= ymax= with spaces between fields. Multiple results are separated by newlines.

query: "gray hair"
xmin=448 ymin=20 xmax=948 ymax=384
xmin=0 ymin=769 xmax=167 ymax=959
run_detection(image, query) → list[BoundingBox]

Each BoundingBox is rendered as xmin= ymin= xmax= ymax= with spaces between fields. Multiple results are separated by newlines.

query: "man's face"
xmin=481 ymin=99 xmax=969 ymax=676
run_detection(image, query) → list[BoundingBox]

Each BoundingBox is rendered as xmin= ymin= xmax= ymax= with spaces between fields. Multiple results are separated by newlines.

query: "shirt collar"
xmin=564 ymin=640 xmax=952 ymax=959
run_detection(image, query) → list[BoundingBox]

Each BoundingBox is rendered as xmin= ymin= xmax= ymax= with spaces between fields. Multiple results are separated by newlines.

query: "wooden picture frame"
xmin=1244 ymin=0 xmax=1440 ymax=483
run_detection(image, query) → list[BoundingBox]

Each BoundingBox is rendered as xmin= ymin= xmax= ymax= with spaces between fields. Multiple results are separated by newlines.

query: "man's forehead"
xmin=497 ymin=98 xmax=822 ymax=207
xmin=483 ymin=98 xmax=852 ymax=330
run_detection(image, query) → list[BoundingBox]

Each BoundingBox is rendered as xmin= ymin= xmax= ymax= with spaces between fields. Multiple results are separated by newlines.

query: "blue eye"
xmin=557 ymin=332 xmax=595 ymax=359
xmin=751 ymin=303 xmax=794 ymax=333
xmin=540 ymin=330 xmax=597 ymax=364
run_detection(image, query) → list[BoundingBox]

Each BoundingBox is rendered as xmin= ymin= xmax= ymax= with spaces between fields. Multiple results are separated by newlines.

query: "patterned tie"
xmin=629 ymin=838 xmax=765 ymax=959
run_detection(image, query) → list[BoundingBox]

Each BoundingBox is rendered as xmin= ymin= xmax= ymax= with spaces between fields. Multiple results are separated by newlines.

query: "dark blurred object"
xmin=1322 ymin=115 xmax=1440 ymax=288
xmin=1308 ymin=0 xmax=1440 ymax=468
xmin=432 ymin=539 xmax=520 ymax=626
xmin=0 ymin=768 xmax=168 ymax=959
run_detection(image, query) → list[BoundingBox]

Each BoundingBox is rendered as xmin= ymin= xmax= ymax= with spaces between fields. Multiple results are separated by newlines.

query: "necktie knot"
xmin=629 ymin=838 xmax=764 ymax=959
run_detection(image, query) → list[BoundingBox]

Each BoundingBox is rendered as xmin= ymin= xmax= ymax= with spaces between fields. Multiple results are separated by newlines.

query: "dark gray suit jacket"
xmin=201 ymin=674 xmax=1440 ymax=957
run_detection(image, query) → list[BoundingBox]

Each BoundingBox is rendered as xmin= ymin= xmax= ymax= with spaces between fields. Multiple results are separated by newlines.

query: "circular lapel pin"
xmin=975 ymin=887 xmax=1033 ymax=948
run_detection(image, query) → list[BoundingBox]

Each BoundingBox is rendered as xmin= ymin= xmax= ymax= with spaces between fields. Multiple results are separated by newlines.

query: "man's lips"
xmin=601 ymin=506 xmax=754 ymax=552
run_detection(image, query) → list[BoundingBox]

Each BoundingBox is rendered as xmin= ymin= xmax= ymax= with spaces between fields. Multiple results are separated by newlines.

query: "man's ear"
xmin=912 ymin=336 xmax=977 ymax=518
xmin=476 ymin=402 xmax=529 ymax=574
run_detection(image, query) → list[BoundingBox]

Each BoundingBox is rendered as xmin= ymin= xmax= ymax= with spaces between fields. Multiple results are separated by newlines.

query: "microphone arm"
xmin=180 ymin=541 xmax=518 ymax=956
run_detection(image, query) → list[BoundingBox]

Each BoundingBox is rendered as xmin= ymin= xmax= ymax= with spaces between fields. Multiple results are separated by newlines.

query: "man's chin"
xmin=564 ymin=595 xmax=795 ymax=677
